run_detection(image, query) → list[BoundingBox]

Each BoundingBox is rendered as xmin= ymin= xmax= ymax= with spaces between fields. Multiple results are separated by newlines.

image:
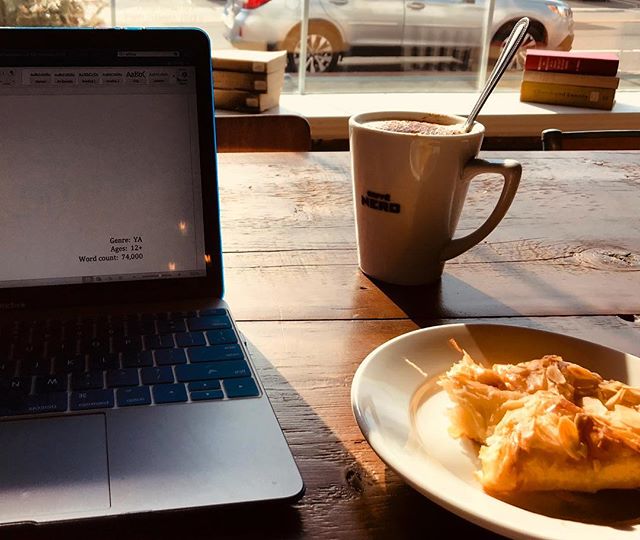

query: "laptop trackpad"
xmin=0 ymin=415 xmax=110 ymax=522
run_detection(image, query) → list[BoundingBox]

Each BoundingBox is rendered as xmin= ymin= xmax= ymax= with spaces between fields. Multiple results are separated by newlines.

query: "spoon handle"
xmin=462 ymin=17 xmax=530 ymax=133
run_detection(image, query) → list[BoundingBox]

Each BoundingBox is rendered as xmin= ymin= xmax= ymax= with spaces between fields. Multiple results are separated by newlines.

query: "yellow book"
xmin=520 ymin=80 xmax=615 ymax=110
xmin=522 ymin=70 xmax=620 ymax=89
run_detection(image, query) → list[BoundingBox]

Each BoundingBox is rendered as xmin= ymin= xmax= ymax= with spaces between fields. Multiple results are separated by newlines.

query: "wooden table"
xmin=9 ymin=151 xmax=640 ymax=539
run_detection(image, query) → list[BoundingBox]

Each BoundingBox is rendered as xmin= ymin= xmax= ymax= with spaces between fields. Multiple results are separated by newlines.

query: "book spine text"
xmin=520 ymin=81 xmax=615 ymax=110
xmin=525 ymin=56 xmax=618 ymax=76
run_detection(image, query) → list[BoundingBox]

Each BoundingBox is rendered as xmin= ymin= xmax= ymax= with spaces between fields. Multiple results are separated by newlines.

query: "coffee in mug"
xmin=365 ymin=119 xmax=465 ymax=136
xmin=349 ymin=111 xmax=521 ymax=286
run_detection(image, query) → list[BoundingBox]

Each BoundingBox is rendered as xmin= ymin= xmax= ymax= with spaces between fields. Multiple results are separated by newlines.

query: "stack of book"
xmin=520 ymin=50 xmax=620 ymax=110
xmin=212 ymin=49 xmax=287 ymax=113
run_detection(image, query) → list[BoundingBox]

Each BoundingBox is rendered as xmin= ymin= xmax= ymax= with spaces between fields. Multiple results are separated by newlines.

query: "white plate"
xmin=351 ymin=323 xmax=640 ymax=540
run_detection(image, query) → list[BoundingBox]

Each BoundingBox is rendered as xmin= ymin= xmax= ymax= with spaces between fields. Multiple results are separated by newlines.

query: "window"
xmin=2 ymin=0 xmax=637 ymax=92
xmin=2 ymin=0 xmax=638 ymax=139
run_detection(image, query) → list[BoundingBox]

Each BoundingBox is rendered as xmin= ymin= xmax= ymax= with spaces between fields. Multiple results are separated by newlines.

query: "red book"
xmin=525 ymin=50 xmax=619 ymax=76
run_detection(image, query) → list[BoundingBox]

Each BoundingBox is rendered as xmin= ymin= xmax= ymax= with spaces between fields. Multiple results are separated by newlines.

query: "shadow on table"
xmin=369 ymin=273 xmax=524 ymax=320
xmin=373 ymin=473 xmax=509 ymax=539
xmin=3 ymin=501 xmax=303 ymax=540
xmin=245 ymin=336 xmax=506 ymax=538
xmin=498 ymin=489 xmax=640 ymax=528
xmin=371 ymin=266 xmax=637 ymax=326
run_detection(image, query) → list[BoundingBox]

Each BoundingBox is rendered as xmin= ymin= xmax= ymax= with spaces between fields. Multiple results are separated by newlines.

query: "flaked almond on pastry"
xmin=438 ymin=342 xmax=640 ymax=494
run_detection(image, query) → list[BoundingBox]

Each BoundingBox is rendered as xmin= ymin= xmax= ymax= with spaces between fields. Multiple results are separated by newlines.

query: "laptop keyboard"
xmin=0 ymin=308 xmax=260 ymax=417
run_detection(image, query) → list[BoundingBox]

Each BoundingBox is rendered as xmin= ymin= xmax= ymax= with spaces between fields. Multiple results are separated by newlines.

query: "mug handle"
xmin=440 ymin=158 xmax=521 ymax=261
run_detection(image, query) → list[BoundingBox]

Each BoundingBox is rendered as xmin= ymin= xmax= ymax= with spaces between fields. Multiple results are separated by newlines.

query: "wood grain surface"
xmin=5 ymin=151 xmax=639 ymax=540
xmin=240 ymin=316 xmax=640 ymax=540
xmin=219 ymin=151 xmax=640 ymax=320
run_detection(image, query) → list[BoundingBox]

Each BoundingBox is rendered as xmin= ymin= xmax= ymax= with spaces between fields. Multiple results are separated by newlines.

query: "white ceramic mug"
xmin=349 ymin=111 xmax=521 ymax=286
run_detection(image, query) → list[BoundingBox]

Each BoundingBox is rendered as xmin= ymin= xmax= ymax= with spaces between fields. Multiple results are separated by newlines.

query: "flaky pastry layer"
xmin=438 ymin=345 xmax=640 ymax=493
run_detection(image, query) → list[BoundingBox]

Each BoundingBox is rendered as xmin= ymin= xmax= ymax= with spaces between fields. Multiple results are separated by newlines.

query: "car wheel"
xmin=286 ymin=26 xmax=341 ymax=73
xmin=492 ymin=23 xmax=545 ymax=70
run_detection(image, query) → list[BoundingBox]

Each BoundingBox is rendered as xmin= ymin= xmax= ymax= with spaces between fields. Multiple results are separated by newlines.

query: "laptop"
xmin=0 ymin=27 xmax=304 ymax=526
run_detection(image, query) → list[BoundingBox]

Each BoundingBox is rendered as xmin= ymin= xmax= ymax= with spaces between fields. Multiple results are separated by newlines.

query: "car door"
xmin=402 ymin=0 xmax=486 ymax=50
xmin=318 ymin=0 xmax=404 ymax=49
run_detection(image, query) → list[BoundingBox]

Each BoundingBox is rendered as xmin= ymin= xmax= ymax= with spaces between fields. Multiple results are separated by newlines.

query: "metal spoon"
xmin=462 ymin=17 xmax=530 ymax=133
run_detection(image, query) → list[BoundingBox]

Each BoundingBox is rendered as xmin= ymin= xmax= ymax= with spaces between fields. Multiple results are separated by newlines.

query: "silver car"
xmin=223 ymin=0 xmax=574 ymax=72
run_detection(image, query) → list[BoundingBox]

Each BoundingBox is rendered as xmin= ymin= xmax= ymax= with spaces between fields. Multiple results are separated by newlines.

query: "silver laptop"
xmin=0 ymin=27 xmax=303 ymax=527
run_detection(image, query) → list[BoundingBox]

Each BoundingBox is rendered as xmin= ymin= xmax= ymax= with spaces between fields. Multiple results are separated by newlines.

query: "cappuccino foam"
xmin=366 ymin=119 xmax=464 ymax=136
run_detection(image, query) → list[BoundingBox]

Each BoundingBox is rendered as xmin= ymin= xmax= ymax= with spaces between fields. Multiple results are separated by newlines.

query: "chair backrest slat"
xmin=541 ymin=128 xmax=640 ymax=151
xmin=215 ymin=114 xmax=311 ymax=152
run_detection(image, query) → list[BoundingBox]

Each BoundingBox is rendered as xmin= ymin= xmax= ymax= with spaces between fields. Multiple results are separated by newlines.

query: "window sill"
xmin=278 ymin=91 xmax=640 ymax=141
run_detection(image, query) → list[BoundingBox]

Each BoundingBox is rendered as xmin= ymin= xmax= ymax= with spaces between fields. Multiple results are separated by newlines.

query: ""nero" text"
xmin=361 ymin=191 xmax=401 ymax=213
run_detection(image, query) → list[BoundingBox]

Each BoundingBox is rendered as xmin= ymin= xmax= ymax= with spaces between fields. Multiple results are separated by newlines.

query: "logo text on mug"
xmin=361 ymin=190 xmax=401 ymax=214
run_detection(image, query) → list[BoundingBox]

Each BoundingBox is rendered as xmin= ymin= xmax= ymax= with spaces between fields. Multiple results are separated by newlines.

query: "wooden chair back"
xmin=541 ymin=128 xmax=640 ymax=151
xmin=215 ymin=114 xmax=311 ymax=152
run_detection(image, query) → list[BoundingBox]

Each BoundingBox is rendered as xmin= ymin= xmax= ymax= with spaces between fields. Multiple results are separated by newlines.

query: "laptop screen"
xmin=0 ymin=45 xmax=208 ymax=290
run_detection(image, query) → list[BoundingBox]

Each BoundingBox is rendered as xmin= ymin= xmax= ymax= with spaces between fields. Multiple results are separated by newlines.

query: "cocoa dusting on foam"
xmin=366 ymin=119 xmax=464 ymax=136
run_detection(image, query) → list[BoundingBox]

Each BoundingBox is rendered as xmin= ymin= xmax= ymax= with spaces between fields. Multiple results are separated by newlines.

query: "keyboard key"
xmin=187 ymin=316 xmax=231 ymax=331
xmin=2 ymin=391 xmax=66 ymax=415
xmin=199 ymin=308 xmax=227 ymax=317
xmin=35 ymin=374 xmax=67 ymax=393
xmin=205 ymin=329 xmax=238 ymax=345
xmin=1 ymin=376 xmax=32 ymax=395
xmin=71 ymin=370 xmax=104 ymax=391
xmin=88 ymin=352 xmax=120 ymax=371
xmin=79 ymin=337 xmax=109 ymax=354
xmin=117 ymin=386 xmax=151 ymax=407
xmin=106 ymin=368 xmax=139 ymax=387
xmin=223 ymin=377 xmax=259 ymax=399
xmin=48 ymin=339 xmax=77 ymax=357
xmin=14 ymin=342 xmax=45 ymax=360
xmin=155 ymin=348 xmax=187 ymax=365
xmin=205 ymin=328 xmax=238 ymax=345
xmin=175 ymin=360 xmax=250 ymax=382
xmin=53 ymin=355 xmax=86 ymax=374
xmin=122 ymin=351 xmax=153 ymax=368
xmin=0 ymin=359 xmax=17 ymax=377
xmin=190 ymin=389 xmax=224 ymax=401
xmin=171 ymin=310 xmax=198 ymax=318
xmin=113 ymin=335 xmax=143 ymax=353
xmin=188 ymin=380 xmax=221 ymax=391
xmin=70 ymin=389 xmax=114 ymax=411
xmin=153 ymin=383 xmax=187 ymax=404
xmin=175 ymin=332 xmax=206 ymax=347
xmin=127 ymin=320 xmax=156 ymax=336
xmin=157 ymin=319 xmax=187 ymax=334
xmin=78 ymin=318 xmax=95 ymax=333
xmin=188 ymin=344 xmax=243 ymax=363
xmin=141 ymin=366 xmax=174 ymax=385
xmin=19 ymin=392 xmax=68 ymax=415
xmin=96 ymin=317 xmax=124 ymax=338
xmin=144 ymin=334 xmax=175 ymax=350
xmin=22 ymin=358 xmax=52 ymax=376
